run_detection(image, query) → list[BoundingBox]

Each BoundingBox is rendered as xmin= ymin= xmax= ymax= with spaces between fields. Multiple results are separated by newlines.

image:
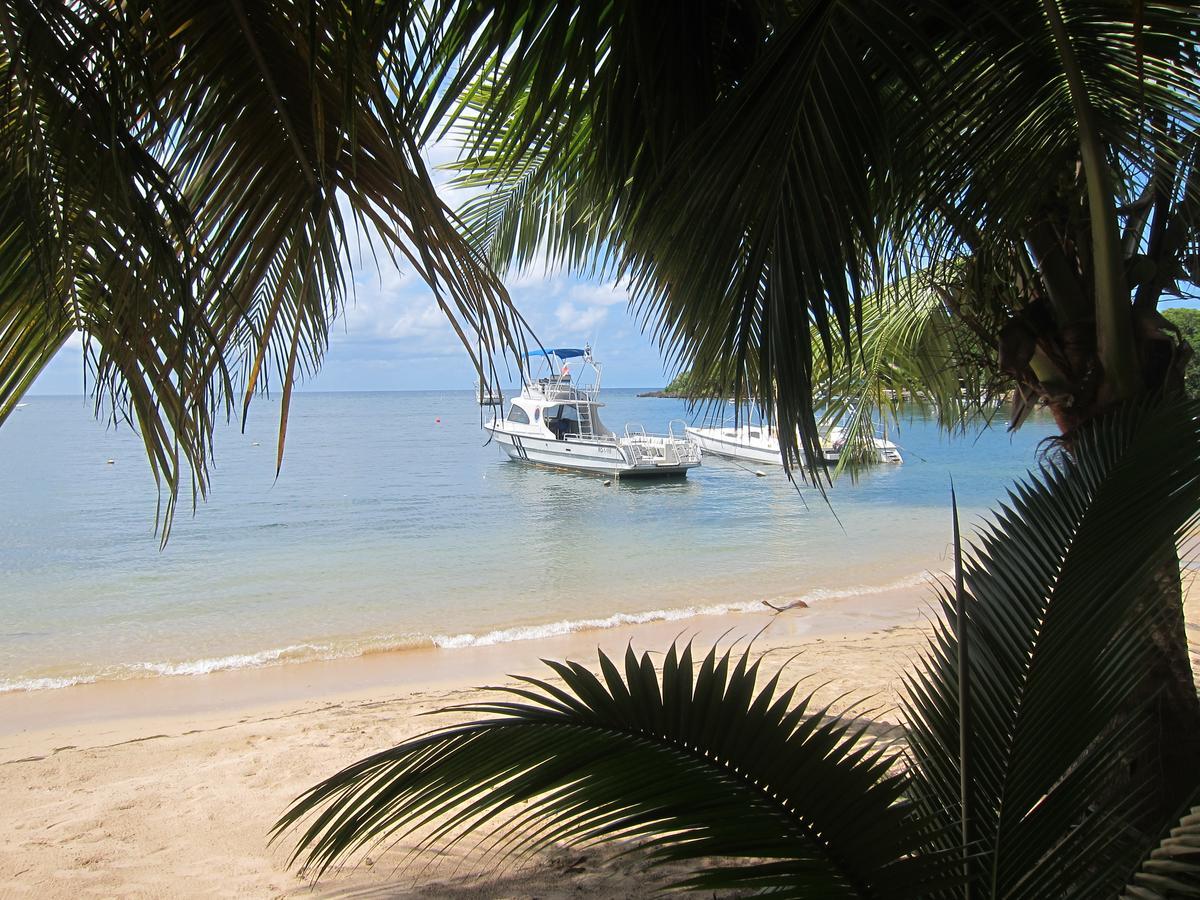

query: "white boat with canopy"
xmin=485 ymin=347 xmax=702 ymax=477
xmin=685 ymin=412 xmax=902 ymax=467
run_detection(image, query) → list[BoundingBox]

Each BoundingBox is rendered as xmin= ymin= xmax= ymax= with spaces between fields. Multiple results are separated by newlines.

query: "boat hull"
xmin=686 ymin=425 xmax=901 ymax=465
xmin=685 ymin=427 xmax=785 ymax=465
xmin=487 ymin=425 xmax=698 ymax=477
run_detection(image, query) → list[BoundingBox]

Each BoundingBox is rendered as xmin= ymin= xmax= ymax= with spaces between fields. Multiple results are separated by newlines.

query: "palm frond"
xmin=809 ymin=269 xmax=1005 ymax=475
xmin=443 ymin=80 xmax=615 ymax=276
xmin=432 ymin=0 xmax=1200 ymax=470
xmin=0 ymin=0 xmax=528 ymax=537
xmin=903 ymin=397 xmax=1200 ymax=898
xmin=278 ymin=642 xmax=957 ymax=896
xmin=1121 ymin=804 xmax=1200 ymax=899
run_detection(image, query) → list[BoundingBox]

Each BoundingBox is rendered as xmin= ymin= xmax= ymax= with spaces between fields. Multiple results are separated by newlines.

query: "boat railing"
xmin=621 ymin=422 xmax=702 ymax=465
xmin=523 ymin=376 xmax=599 ymax=403
xmin=668 ymin=419 xmax=693 ymax=442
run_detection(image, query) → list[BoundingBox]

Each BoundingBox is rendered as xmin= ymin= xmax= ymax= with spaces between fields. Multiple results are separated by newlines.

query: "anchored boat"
xmin=686 ymin=412 xmax=902 ymax=467
xmin=485 ymin=347 xmax=701 ymax=477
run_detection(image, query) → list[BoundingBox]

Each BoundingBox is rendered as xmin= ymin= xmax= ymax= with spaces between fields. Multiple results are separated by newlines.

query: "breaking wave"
xmin=0 ymin=573 xmax=931 ymax=693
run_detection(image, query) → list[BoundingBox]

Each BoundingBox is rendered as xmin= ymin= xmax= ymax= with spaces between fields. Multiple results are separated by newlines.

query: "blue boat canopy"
xmin=524 ymin=347 xmax=586 ymax=360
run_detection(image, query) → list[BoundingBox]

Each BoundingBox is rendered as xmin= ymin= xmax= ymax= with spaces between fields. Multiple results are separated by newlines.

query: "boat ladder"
xmin=577 ymin=401 xmax=596 ymax=438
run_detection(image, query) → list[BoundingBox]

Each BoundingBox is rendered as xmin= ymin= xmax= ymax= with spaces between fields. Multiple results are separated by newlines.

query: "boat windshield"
xmin=544 ymin=404 xmax=582 ymax=439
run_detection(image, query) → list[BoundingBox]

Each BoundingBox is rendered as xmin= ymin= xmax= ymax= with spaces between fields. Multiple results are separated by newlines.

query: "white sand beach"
xmin=1 ymin=577 xmax=1196 ymax=899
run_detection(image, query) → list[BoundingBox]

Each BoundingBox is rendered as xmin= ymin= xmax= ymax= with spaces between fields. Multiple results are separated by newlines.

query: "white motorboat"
xmin=686 ymin=416 xmax=902 ymax=467
xmin=685 ymin=423 xmax=787 ymax=466
xmin=485 ymin=347 xmax=701 ymax=477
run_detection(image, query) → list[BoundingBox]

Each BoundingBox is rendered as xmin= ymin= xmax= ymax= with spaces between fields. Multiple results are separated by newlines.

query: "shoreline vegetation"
xmin=636 ymin=370 xmax=721 ymax=398
xmin=1 ymin=573 xmax=1195 ymax=898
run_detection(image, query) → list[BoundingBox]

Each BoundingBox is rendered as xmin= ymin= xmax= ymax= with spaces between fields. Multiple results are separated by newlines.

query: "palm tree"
xmin=3 ymin=0 xmax=1199 ymax=850
xmin=0 ymin=1 xmax=528 ymax=537
xmin=435 ymin=0 xmax=1200 ymax=818
xmin=279 ymin=398 xmax=1200 ymax=896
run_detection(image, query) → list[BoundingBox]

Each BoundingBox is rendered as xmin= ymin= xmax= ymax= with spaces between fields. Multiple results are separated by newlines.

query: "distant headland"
xmin=637 ymin=370 xmax=720 ymax=398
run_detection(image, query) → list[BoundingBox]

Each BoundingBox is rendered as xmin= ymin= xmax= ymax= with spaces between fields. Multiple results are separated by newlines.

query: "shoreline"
xmin=0 ymin=570 xmax=935 ymax=698
xmin=0 ymin=582 xmax=942 ymax=899
xmin=2 ymin=576 xmax=1194 ymax=898
xmin=0 ymin=579 xmax=935 ymax=755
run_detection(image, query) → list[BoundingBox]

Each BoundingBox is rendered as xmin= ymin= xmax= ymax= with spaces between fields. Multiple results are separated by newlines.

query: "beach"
xmin=0 ymin=393 xmax=1054 ymax=697
xmin=2 ymin=396 xmax=1192 ymax=896
xmin=2 ymin=577 xmax=1197 ymax=899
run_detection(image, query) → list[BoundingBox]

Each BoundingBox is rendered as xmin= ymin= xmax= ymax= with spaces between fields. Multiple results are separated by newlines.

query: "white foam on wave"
xmin=759 ymin=571 xmax=932 ymax=608
xmin=1 ymin=572 xmax=933 ymax=692
xmin=432 ymin=603 xmax=761 ymax=650
xmin=0 ymin=674 xmax=99 ymax=693
xmin=130 ymin=642 xmax=339 ymax=677
xmin=0 ymin=646 xmax=337 ymax=693
xmin=433 ymin=572 xmax=933 ymax=650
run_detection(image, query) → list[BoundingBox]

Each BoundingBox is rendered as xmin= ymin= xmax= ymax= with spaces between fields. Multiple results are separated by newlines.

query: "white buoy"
xmin=602 ymin=479 xmax=612 ymax=487
xmin=755 ymin=470 xmax=766 ymax=477
xmin=251 ymin=441 xmax=261 ymax=447
xmin=106 ymin=459 xmax=115 ymax=465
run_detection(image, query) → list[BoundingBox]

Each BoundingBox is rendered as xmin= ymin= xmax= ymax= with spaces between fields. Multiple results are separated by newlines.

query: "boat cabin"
xmin=503 ymin=395 xmax=611 ymax=441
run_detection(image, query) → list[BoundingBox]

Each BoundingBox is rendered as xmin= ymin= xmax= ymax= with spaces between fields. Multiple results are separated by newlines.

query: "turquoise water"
xmin=0 ymin=391 xmax=1056 ymax=691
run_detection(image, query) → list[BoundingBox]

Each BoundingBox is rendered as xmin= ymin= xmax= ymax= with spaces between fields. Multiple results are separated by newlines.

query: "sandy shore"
xmin=2 ymin=578 xmax=1197 ymax=899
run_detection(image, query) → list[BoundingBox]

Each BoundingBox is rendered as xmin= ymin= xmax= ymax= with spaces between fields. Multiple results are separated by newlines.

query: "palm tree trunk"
xmin=1138 ymin=546 xmax=1200 ymax=825
xmin=1046 ymin=379 xmax=1200 ymax=827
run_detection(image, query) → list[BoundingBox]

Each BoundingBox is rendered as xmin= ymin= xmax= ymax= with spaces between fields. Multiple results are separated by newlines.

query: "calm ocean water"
xmin=0 ymin=390 xmax=1056 ymax=692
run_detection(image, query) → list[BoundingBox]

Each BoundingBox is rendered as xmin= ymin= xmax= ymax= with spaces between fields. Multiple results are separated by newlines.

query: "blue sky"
xmin=27 ymin=142 xmax=675 ymax=396
xmin=27 ymin=268 xmax=673 ymax=394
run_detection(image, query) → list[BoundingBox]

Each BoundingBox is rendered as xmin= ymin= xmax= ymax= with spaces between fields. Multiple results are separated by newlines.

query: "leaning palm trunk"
xmin=1126 ymin=546 xmax=1200 ymax=827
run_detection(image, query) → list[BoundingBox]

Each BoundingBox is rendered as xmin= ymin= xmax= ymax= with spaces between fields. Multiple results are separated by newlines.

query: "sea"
xmin=0 ymin=390 xmax=1058 ymax=693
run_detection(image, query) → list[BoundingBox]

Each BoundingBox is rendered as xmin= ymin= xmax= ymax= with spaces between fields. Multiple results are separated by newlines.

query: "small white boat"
xmin=685 ymin=423 xmax=785 ymax=466
xmin=485 ymin=347 xmax=701 ymax=477
xmin=686 ymin=416 xmax=902 ymax=467
xmin=822 ymin=423 xmax=903 ymax=465
xmin=474 ymin=380 xmax=503 ymax=406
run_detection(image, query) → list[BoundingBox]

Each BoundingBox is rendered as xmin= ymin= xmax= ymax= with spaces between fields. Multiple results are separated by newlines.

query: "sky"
xmin=27 ymin=142 xmax=674 ymax=396
xmin=26 ymin=138 xmax=1200 ymax=398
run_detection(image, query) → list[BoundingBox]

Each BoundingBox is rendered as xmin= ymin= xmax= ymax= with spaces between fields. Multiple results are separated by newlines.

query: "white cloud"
xmin=567 ymin=281 xmax=629 ymax=308
xmin=554 ymin=301 xmax=608 ymax=332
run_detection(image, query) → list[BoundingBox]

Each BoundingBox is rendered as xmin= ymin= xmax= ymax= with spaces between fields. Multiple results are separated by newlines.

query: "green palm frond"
xmin=443 ymin=81 xmax=614 ymax=276
xmin=0 ymin=1 xmax=527 ymax=537
xmin=432 ymin=0 xmax=1200 ymax=468
xmin=1121 ymin=805 xmax=1200 ymax=899
xmin=903 ymin=397 xmax=1200 ymax=897
xmin=808 ymin=270 xmax=1005 ymax=474
xmin=278 ymin=642 xmax=957 ymax=896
